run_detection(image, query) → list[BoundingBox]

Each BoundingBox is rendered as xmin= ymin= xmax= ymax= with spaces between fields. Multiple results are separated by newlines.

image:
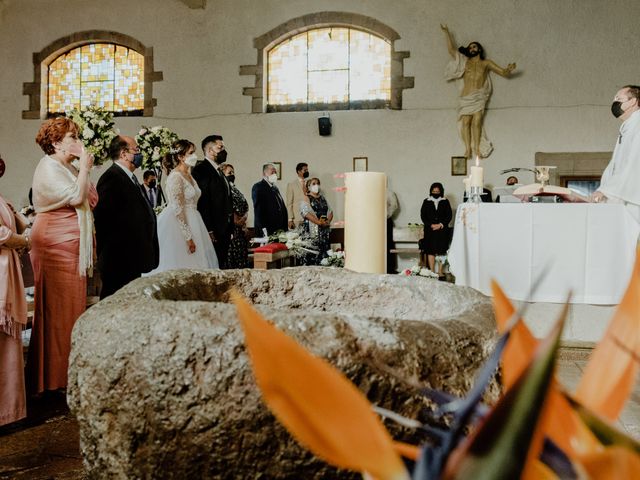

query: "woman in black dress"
xmin=221 ymin=164 xmax=250 ymax=268
xmin=300 ymin=177 xmax=333 ymax=265
xmin=420 ymin=182 xmax=452 ymax=277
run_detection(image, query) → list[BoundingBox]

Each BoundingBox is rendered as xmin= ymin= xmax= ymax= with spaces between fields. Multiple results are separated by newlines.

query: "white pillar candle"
xmin=463 ymin=177 xmax=471 ymax=195
xmin=344 ymin=172 xmax=387 ymax=273
xmin=470 ymin=166 xmax=483 ymax=188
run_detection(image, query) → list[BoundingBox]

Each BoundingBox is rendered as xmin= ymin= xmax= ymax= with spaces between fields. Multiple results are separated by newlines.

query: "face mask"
xmin=309 ymin=184 xmax=320 ymax=194
xmin=132 ymin=153 xmax=144 ymax=168
xmin=148 ymin=180 xmax=157 ymax=189
xmin=431 ymin=192 xmax=442 ymax=199
xmin=611 ymin=101 xmax=627 ymax=118
xmin=302 ymin=171 xmax=309 ymax=178
xmin=267 ymin=173 xmax=278 ymax=184
xmin=226 ymin=174 xmax=235 ymax=184
xmin=184 ymin=154 xmax=198 ymax=167
xmin=215 ymin=149 xmax=227 ymax=164
xmin=65 ymin=142 xmax=84 ymax=158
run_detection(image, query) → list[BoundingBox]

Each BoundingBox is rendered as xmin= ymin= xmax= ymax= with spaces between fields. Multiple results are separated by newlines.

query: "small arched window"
xmin=23 ymin=31 xmax=162 ymax=119
xmin=47 ymin=43 xmax=144 ymax=115
xmin=267 ymin=27 xmax=391 ymax=112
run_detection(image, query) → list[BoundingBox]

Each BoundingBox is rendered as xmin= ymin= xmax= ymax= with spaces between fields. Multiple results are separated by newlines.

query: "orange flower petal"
xmin=575 ymin=247 xmax=640 ymax=421
xmin=579 ymin=446 xmax=640 ymax=478
xmin=232 ymin=291 xmax=409 ymax=480
xmin=491 ymin=281 xmax=600 ymax=458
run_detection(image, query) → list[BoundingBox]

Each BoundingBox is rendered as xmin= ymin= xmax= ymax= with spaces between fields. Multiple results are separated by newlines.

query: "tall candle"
xmin=462 ymin=177 xmax=471 ymax=195
xmin=344 ymin=172 xmax=387 ymax=273
xmin=470 ymin=166 xmax=483 ymax=188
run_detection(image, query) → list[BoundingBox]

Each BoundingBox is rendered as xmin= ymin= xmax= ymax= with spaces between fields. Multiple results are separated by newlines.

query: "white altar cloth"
xmin=448 ymin=203 xmax=639 ymax=304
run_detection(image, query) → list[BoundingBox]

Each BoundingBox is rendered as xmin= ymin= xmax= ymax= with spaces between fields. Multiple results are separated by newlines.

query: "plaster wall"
xmin=0 ymin=0 xmax=638 ymax=227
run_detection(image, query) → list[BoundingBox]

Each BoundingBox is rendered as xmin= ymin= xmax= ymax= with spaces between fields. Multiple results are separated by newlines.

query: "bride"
xmin=148 ymin=139 xmax=219 ymax=273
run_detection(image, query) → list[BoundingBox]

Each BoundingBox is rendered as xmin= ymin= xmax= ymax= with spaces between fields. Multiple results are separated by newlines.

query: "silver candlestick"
xmin=469 ymin=185 xmax=483 ymax=203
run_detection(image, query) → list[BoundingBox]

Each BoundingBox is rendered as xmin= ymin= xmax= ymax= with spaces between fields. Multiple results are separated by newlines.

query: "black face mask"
xmin=611 ymin=101 xmax=626 ymax=118
xmin=302 ymin=171 xmax=309 ymax=178
xmin=431 ymin=192 xmax=442 ymax=199
xmin=226 ymin=175 xmax=235 ymax=184
xmin=215 ymin=149 xmax=227 ymax=164
xmin=132 ymin=153 xmax=144 ymax=168
xmin=148 ymin=180 xmax=157 ymax=189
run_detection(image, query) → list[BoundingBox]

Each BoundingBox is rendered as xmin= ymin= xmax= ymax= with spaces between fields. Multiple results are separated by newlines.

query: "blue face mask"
xmin=132 ymin=153 xmax=144 ymax=168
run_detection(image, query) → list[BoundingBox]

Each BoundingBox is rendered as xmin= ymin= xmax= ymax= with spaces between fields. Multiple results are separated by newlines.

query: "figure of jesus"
xmin=441 ymin=24 xmax=516 ymax=159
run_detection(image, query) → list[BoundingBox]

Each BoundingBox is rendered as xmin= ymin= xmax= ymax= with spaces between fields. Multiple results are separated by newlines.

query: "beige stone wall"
xmin=1 ymin=0 xmax=638 ymax=225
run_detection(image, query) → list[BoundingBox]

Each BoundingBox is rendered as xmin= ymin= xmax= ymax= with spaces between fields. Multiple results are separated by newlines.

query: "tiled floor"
xmin=555 ymin=346 xmax=640 ymax=440
xmin=1 ymin=348 xmax=638 ymax=479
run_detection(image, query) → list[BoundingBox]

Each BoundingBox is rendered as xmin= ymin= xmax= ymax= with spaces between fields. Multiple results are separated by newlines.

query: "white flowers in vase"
xmin=67 ymin=105 xmax=118 ymax=166
xmin=135 ymin=126 xmax=179 ymax=171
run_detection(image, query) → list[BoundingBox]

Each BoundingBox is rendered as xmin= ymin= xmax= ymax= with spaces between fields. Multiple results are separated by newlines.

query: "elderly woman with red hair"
xmin=0 ymin=181 xmax=29 ymax=425
xmin=27 ymin=117 xmax=97 ymax=395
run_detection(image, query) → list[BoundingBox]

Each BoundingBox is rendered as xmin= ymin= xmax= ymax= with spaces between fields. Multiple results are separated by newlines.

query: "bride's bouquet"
xmin=67 ymin=105 xmax=118 ymax=165
xmin=136 ymin=126 xmax=179 ymax=170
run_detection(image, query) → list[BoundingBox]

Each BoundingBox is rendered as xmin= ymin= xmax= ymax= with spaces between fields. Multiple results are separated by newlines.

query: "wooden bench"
xmin=389 ymin=226 xmax=425 ymax=267
xmin=252 ymin=249 xmax=294 ymax=270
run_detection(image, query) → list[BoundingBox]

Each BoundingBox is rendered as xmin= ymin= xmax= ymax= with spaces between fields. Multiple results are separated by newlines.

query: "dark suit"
xmin=252 ymin=179 xmax=288 ymax=235
xmin=141 ymin=184 xmax=163 ymax=208
xmin=192 ymin=159 xmax=233 ymax=268
xmin=94 ymin=163 xmax=159 ymax=299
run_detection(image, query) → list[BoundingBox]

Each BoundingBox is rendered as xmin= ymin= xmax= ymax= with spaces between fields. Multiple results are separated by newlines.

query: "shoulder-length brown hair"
xmin=35 ymin=117 xmax=79 ymax=155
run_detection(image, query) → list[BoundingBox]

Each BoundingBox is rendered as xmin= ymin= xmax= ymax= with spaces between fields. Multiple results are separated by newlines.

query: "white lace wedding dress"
xmin=148 ymin=170 xmax=219 ymax=273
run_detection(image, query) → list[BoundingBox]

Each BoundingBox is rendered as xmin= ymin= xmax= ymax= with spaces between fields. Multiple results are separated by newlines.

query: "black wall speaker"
xmin=318 ymin=116 xmax=332 ymax=136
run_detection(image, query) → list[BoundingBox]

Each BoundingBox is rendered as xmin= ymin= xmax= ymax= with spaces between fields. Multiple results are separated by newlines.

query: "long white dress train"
xmin=149 ymin=170 xmax=218 ymax=273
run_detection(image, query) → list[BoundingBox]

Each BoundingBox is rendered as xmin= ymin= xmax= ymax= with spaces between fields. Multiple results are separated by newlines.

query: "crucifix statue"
xmin=441 ymin=24 xmax=517 ymax=159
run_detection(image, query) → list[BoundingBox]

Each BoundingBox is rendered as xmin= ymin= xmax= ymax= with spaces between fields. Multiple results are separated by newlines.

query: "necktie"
xmin=217 ymin=167 xmax=229 ymax=194
xmin=148 ymin=187 xmax=156 ymax=206
xmin=132 ymin=175 xmax=153 ymax=213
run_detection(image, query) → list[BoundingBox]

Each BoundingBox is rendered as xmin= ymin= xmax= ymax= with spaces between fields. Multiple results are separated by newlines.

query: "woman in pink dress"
xmin=27 ymin=117 xmax=97 ymax=395
xmin=0 ymin=193 xmax=29 ymax=425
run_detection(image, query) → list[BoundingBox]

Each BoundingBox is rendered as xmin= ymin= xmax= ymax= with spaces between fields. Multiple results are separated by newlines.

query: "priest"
xmin=592 ymin=85 xmax=640 ymax=223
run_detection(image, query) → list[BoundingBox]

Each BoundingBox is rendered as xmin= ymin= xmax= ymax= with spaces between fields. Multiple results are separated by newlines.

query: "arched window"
xmin=241 ymin=12 xmax=413 ymax=114
xmin=267 ymin=27 xmax=391 ymax=112
xmin=23 ymin=31 xmax=162 ymax=119
xmin=48 ymin=43 xmax=144 ymax=115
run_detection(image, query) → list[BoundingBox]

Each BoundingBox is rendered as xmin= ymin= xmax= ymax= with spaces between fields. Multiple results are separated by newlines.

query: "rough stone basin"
xmin=67 ymin=267 xmax=498 ymax=479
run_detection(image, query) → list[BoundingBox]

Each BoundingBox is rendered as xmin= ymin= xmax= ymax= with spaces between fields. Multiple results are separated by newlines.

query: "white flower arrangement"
xmin=268 ymin=229 xmax=318 ymax=259
xmin=320 ymin=249 xmax=345 ymax=268
xmin=67 ymin=105 xmax=118 ymax=166
xmin=135 ymin=126 xmax=179 ymax=170
xmin=399 ymin=265 xmax=439 ymax=278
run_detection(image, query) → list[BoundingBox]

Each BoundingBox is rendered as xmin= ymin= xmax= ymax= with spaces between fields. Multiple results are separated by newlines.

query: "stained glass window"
xmin=267 ymin=27 xmax=391 ymax=112
xmin=48 ymin=43 xmax=144 ymax=115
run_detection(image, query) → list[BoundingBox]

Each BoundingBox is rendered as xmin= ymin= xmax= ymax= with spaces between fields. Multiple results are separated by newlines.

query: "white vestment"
xmin=599 ymin=110 xmax=640 ymax=223
xmin=445 ymin=52 xmax=494 ymax=158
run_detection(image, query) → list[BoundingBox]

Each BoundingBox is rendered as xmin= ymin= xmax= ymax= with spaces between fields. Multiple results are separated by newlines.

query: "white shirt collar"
xmin=205 ymin=157 xmax=220 ymax=170
xmin=114 ymin=161 xmax=135 ymax=180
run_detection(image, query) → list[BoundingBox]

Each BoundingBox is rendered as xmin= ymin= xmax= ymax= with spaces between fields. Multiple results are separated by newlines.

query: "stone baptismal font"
xmin=67 ymin=267 xmax=497 ymax=478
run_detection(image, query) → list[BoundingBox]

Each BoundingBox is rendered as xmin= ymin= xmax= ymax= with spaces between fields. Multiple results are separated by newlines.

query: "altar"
xmin=449 ymin=203 xmax=639 ymax=305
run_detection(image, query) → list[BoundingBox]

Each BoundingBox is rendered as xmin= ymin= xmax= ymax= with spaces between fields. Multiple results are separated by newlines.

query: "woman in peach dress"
xmin=27 ymin=117 xmax=97 ymax=395
xmin=0 ymin=192 xmax=29 ymax=425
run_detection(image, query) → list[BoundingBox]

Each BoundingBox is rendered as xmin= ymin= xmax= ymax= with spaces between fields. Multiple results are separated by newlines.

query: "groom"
xmin=192 ymin=134 xmax=233 ymax=269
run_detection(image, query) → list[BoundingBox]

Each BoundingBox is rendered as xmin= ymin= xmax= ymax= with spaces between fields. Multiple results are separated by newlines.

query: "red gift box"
xmin=254 ymin=242 xmax=288 ymax=253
